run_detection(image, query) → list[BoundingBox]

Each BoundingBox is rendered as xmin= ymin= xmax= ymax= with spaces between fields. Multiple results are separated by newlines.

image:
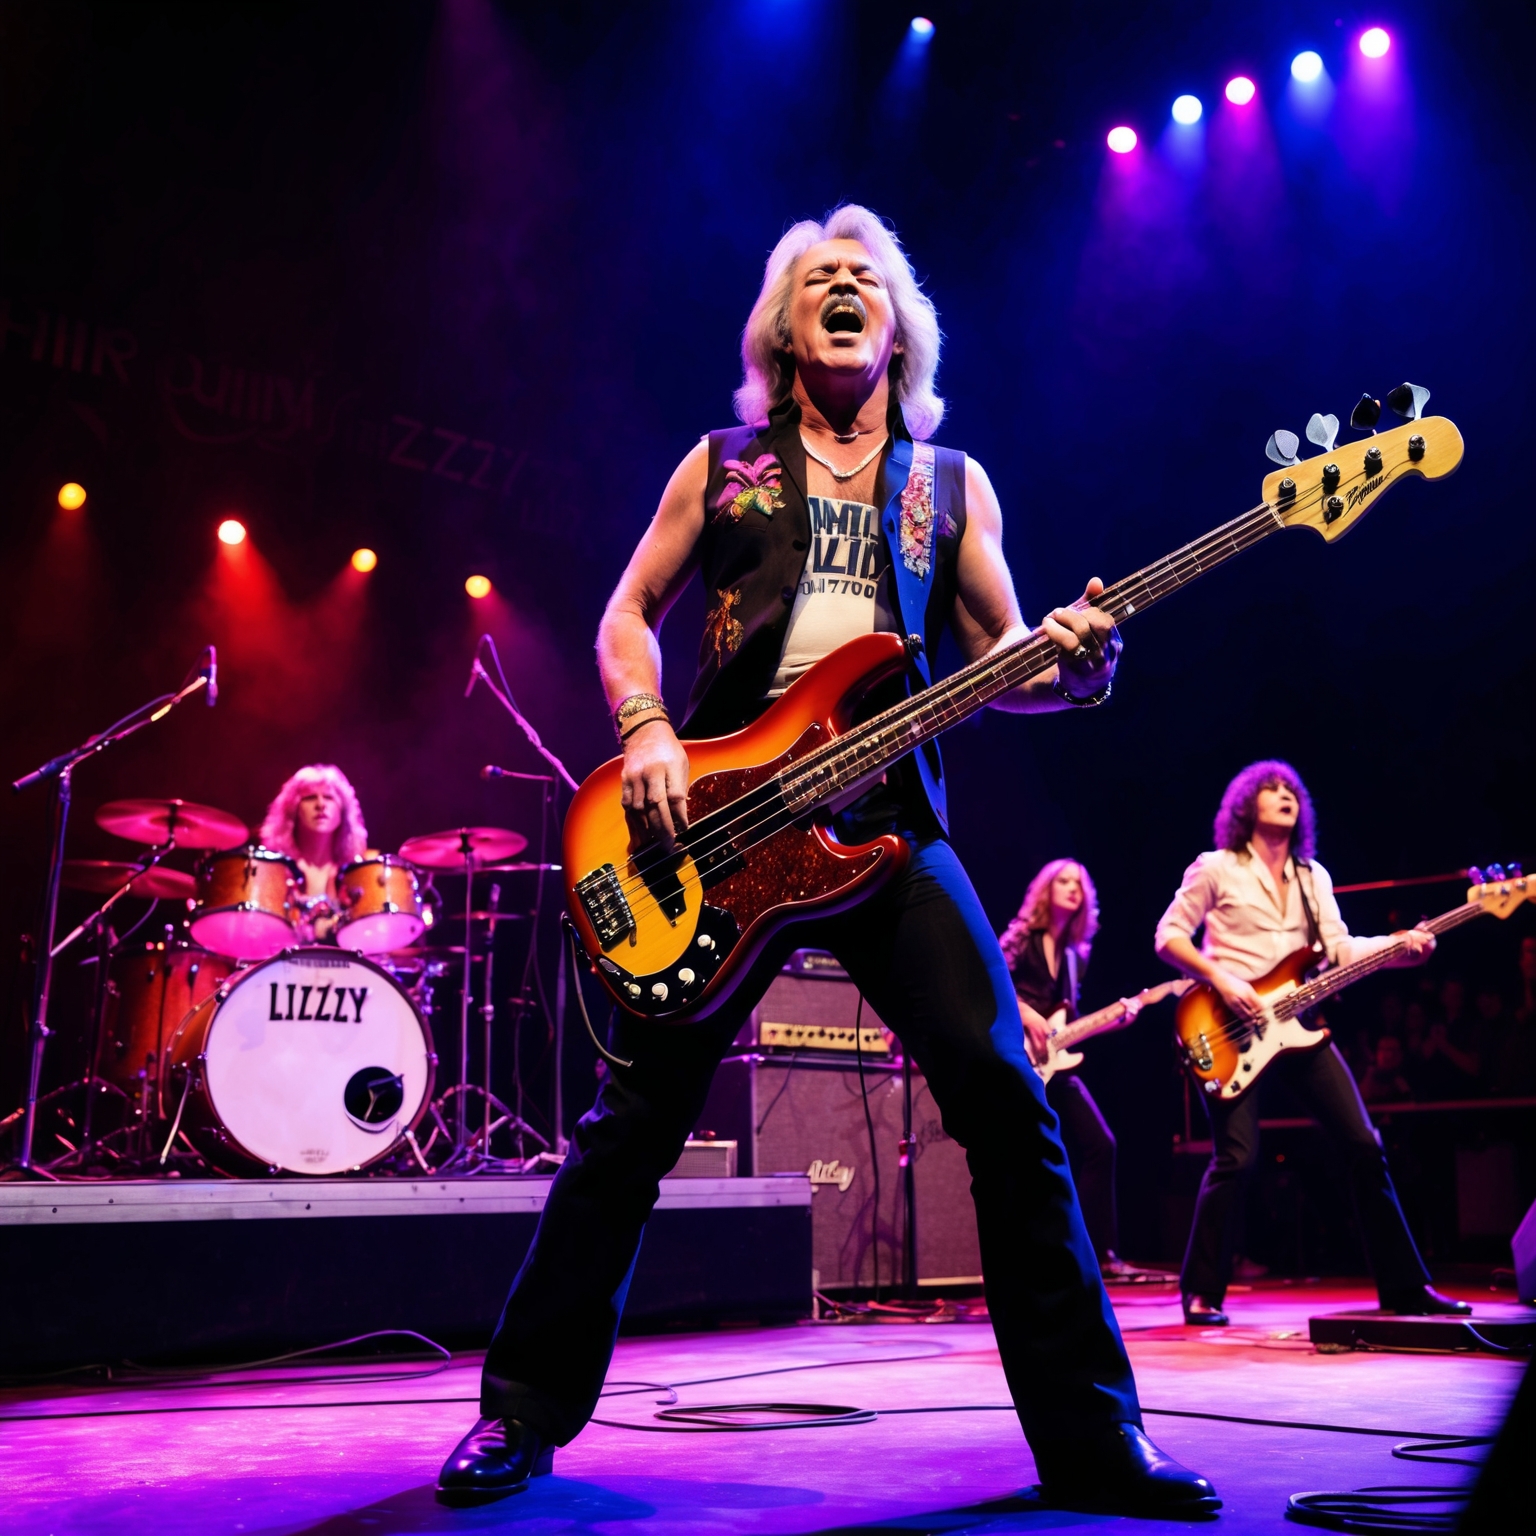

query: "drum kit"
xmin=22 ymin=795 xmax=556 ymax=1179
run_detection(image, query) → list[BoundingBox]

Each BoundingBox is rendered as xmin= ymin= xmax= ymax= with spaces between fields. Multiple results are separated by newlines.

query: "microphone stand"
xmin=8 ymin=661 xmax=212 ymax=1172
xmin=468 ymin=635 xmax=579 ymax=1158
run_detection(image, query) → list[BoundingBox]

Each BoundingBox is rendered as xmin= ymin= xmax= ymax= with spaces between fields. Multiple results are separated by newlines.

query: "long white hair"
xmin=734 ymin=204 xmax=944 ymax=439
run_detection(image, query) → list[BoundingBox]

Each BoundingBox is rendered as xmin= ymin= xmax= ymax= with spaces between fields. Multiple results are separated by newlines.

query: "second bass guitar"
xmin=1175 ymin=866 xmax=1530 ymax=1100
xmin=1032 ymin=980 xmax=1191 ymax=1085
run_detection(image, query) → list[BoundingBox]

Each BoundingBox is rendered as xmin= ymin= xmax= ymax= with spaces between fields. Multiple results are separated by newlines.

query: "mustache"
xmin=819 ymin=292 xmax=867 ymax=333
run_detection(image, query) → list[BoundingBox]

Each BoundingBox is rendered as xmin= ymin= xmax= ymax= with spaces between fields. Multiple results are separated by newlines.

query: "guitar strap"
xmin=1063 ymin=946 xmax=1081 ymax=1017
xmin=1291 ymin=855 xmax=1326 ymax=958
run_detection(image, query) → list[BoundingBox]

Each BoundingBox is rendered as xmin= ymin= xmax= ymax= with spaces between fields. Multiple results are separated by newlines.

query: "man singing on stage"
xmin=438 ymin=205 xmax=1218 ymax=1515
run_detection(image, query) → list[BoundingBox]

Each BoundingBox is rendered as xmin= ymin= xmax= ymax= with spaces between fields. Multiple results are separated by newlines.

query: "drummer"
xmin=258 ymin=765 xmax=370 ymax=943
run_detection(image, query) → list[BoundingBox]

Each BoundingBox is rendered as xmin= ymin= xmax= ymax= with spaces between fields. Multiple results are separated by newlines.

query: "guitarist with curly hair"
xmin=1155 ymin=759 xmax=1467 ymax=1327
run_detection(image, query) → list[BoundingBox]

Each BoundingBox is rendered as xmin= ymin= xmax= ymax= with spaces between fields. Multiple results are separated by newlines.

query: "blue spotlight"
xmin=1171 ymin=94 xmax=1203 ymax=125
xmin=1291 ymin=50 xmax=1324 ymax=83
xmin=909 ymin=16 xmax=934 ymax=39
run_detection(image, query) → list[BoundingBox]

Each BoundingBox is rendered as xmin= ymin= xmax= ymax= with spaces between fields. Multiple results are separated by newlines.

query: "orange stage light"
xmin=217 ymin=518 xmax=248 ymax=546
xmin=57 ymin=482 xmax=87 ymax=511
xmin=465 ymin=574 xmax=492 ymax=599
xmin=351 ymin=547 xmax=378 ymax=573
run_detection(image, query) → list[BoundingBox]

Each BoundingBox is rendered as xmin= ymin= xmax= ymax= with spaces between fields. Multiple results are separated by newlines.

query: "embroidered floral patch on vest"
xmin=898 ymin=442 xmax=937 ymax=579
xmin=714 ymin=454 xmax=784 ymax=524
xmin=704 ymin=587 xmax=744 ymax=663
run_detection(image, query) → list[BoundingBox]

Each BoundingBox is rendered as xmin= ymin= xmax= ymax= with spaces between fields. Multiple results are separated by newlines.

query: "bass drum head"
xmin=200 ymin=950 xmax=433 ymax=1175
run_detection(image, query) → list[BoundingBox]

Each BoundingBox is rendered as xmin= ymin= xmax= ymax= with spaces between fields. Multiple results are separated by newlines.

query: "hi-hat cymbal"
xmin=62 ymin=860 xmax=197 ymax=901
xmin=96 ymin=798 xmax=248 ymax=850
xmin=398 ymin=826 xmax=529 ymax=870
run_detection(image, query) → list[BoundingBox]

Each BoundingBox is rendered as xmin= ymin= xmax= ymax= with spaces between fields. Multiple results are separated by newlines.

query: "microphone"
xmin=202 ymin=645 xmax=218 ymax=706
xmin=482 ymin=764 xmax=556 ymax=783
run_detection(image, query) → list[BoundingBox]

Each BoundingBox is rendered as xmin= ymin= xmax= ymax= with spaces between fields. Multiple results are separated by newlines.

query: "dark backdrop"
xmin=3 ymin=0 xmax=1532 ymax=1258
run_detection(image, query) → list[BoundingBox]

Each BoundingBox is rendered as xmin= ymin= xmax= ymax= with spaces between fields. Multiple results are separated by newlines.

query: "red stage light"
xmin=351 ymin=548 xmax=378 ymax=573
xmin=217 ymin=518 xmax=247 ymax=546
xmin=1225 ymin=76 xmax=1257 ymax=106
xmin=465 ymin=574 xmax=492 ymax=599
xmin=1359 ymin=27 xmax=1391 ymax=59
xmin=1106 ymin=126 xmax=1137 ymax=154
xmin=57 ymin=482 xmax=87 ymax=511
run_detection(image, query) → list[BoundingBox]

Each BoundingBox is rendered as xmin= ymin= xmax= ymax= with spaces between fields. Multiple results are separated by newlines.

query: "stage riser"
xmin=0 ymin=1178 xmax=812 ymax=1371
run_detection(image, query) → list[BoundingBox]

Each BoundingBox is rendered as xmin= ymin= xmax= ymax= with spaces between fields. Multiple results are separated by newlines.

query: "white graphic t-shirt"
xmin=768 ymin=497 xmax=891 ymax=696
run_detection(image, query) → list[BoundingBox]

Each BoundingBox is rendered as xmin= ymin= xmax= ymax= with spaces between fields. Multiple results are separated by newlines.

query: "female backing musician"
xmin=1000 ymin=859 xmax=1133 ymax=1278
xmin=258 ymin=764 xmax=370 ymax=942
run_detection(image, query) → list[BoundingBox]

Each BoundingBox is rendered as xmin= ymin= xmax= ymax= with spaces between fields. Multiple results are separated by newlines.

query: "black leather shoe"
xmin=436 ymin=1416 xmax=553 ymax=1506
xmin=1037 ymin=1423 xmax=1221 ymax=1516
xmin=1182 ymin=1293 xmax=1230 ymax=1326
xmin=1380 ymin=1284 xmax=1473 ymax=1316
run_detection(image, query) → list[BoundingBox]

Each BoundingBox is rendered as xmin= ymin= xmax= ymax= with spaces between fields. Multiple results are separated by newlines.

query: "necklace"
xmin=800 ymin=432 xmax=888 ymax=482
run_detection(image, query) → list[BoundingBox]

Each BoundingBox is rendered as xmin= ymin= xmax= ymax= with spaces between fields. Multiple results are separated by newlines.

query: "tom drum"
xmin=190 ymin=845 xmax=300 ymax=960
xmin=334 ymin=855 xmax=426 ymax=954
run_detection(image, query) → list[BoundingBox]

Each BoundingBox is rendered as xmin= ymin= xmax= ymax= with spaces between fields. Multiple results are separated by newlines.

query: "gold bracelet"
xmin=614 ymin=692 xmax=669 ymax=740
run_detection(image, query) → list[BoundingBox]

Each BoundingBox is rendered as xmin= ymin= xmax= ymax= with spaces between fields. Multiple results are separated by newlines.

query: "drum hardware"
xmin=8 ymin=649 xmax=219 ymax=1171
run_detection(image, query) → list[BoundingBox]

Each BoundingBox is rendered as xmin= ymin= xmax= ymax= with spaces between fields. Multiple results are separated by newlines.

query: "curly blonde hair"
xmin=734 ymin=204 xmax=944 ymax=439
xmin=259 ymin=764 xmax=369 ymax=866
xmin=998 ymin=859 xmax=1100 ymax=969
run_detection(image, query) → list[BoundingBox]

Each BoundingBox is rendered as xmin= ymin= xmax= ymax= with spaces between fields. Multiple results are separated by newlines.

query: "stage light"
xmin=1224 ymin=76 xmax=1256 ymax=106
xmin=350 ymin=548 xmax=378 ymax=573
xmin=465 ymin=574 xmax=492 ymax=599
xmin=57 ymin=482 xmax=87 ymax=511
xmin=1360 ymin=27 xmax=1391 ymax=58
xmin=909 ymin=16 xmax=934 ymax=38
xmin=217 ymin=518 xmax=247 ymax=546
xmin=1291 ymin=50 xmax=1324 ymax=82
xmin=1106 ymin=126 xmax=1137 ymax=154
xmin=1171 ymin=94 xmax=1203 ymax=125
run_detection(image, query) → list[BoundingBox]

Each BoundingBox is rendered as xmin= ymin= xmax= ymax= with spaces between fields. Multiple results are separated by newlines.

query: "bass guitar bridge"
xmin=575 ymin=863 xmax=634 ymax=949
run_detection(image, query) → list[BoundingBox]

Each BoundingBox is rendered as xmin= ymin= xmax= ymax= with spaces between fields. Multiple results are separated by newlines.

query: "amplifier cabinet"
xmin=696 ymin=1055 xmax=981 ymax=1291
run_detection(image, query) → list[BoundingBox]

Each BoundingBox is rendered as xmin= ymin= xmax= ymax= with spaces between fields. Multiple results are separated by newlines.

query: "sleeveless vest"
xmin=681 ymin=395 xmax=966 ymax=832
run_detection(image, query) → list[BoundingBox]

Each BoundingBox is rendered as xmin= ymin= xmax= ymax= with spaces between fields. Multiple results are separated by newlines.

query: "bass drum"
xmin=166 ymin=949 xmax=435 ymax=1175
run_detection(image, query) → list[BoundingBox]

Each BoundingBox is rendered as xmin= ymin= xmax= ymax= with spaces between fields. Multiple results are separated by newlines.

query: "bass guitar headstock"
xmin=1467 ymin=863 xmax=1530 ymax=920
xmin=1262 ymin=382 xmax=1464 ymax=542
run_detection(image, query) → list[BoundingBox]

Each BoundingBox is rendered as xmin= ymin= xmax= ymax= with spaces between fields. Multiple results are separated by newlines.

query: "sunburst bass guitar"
xmin=1175 ymin=866 xmax=1530 ymax=1101
xmin=566 ymin=407 xmax=1464 ymax=1024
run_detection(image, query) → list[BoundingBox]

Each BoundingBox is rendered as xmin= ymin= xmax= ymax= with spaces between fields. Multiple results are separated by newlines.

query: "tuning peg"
xmin=1265 ymin=429 xmax=1301 ymax=466
xmin=1386 ymin=382 xmax=1431 ymax=421
xmin=1467 ymin=866 xmax=1484 ymax=885
xmin=1305 ymin=413 xmax=1340 ymax=452
xmin=1349 ymin=393 xmax=1382 ymax=431
xmin=1488 ymin=863 xmax=1506 ymax=882
xmin=1510 ymin=862 xmax=1523 ymax=878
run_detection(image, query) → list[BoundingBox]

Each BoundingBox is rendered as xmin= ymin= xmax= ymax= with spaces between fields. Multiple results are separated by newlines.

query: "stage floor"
xmin=4 ymin=1280 xmax=1523 ymax=1535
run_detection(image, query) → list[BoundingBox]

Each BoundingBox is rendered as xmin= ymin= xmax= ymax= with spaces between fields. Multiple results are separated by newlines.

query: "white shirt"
xmin=1154 ymin=845 xmax=1393 ymax=981
xmin=768 ymin=496 xmax=888 ymax=696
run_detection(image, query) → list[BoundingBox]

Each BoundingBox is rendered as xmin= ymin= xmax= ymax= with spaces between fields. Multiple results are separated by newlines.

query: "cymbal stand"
xmin=8 ymin=655 xmax=211 ymax=1172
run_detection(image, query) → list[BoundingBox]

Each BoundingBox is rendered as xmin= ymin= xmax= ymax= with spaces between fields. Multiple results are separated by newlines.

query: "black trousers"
xmin=481 ymin=839 xmax=1140 ymax=1451
xmin=1180 ymin=1040 xmax=1431 ymax=1303
xmin=1048 ymin=1073 xmax=1119 ymax=1262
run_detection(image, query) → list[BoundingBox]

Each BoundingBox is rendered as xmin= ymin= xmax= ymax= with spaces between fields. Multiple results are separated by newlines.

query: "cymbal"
xmin=399 ymin=826 xmax=529 ymax=870
xmin=62 ymin=860 xmax=197 ymax=901
xmin=386 ymin=944 xmax=467 ymax=959
xmin=96 ymin=798 xmax=248 ymax=850
xmin=465 ymin=910 xmax=530 ymax=923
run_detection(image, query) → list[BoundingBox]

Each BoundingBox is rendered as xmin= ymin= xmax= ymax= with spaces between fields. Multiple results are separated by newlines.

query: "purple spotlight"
xmin=1224 ymin=76 xmax=1257 ymax=106
xmin=909 ymin=16 xmax=934 ymax=38
xmin=1106 ymin=125 xmax=1137 ymax=154
xmin=1359 ymin=27 xmax=1391 ymax=58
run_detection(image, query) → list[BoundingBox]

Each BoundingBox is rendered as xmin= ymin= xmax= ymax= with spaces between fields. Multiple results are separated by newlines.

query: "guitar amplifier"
xmin=741 ymin=949 xmax=891 ymax=1055
xmin=696 ymin=1054 xmax=981 ymax=1291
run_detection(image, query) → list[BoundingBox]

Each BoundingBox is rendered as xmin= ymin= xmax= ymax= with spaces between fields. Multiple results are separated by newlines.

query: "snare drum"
xmin=99 ymin=940 xmax=237 ymax=1115
xmin=190 ymin=845 xmax=299 ymax=960
xmin=334 ymin=854 xmax=425 ymax=954
xmin=165 ymin=949 xmax=435 ymax=1175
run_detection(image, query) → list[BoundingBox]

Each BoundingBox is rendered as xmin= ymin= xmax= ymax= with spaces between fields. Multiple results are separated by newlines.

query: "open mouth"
xmin=820 ymin=294 xmax=867 ymax=334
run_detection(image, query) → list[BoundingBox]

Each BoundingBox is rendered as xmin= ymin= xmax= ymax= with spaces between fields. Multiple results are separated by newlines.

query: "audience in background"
xmin=1341 ymin=934 xmax=1536 ymax=1101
